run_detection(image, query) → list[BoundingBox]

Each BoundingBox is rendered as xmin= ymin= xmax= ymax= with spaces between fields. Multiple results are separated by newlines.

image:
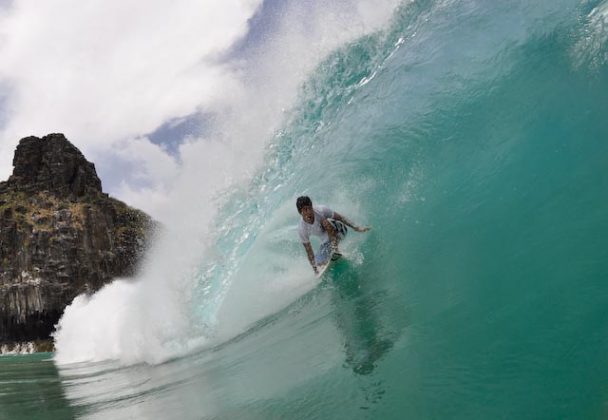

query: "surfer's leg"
xmin=316 ymin=241 xmax=332 ymax=265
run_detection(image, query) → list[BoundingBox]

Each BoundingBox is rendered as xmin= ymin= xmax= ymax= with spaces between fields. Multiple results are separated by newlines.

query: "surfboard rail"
xmin=315 ymin=251 xmax=342 ymax=278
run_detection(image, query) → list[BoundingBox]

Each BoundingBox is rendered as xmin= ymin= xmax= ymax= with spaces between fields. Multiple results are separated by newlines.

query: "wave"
xmin=47 ymin=0 xmax=608 ymax=417
xmin=53 ymin=0 xmax=402 ymax=365
xmin=55 ymin=0 xmax=608 ymax=371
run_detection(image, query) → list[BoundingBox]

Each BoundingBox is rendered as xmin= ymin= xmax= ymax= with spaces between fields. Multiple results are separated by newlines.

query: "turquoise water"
xmin=3 ymin=0 xmax=608 ymax=418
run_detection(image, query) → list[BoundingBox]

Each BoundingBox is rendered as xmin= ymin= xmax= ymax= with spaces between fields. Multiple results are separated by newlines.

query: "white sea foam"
xmin=0 ymin=341 xmax=35 ymax=355
xmin=572 ymin=1 xmax=608 ymax=69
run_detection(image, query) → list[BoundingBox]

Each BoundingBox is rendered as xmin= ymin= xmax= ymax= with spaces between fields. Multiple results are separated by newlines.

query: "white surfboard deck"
xmin=315 ymin=252 xmax=343 ymax=278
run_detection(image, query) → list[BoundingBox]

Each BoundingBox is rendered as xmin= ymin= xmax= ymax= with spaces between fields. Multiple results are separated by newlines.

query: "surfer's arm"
xmin=332 ymin=212 xmax=371 ymax=232
xmin=302 ymin=242 xmax=318 ymax=274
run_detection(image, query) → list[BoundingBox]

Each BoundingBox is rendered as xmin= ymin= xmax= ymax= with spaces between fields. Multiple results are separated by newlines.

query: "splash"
xmin=53 ymin=0 xmax=401 ymax=365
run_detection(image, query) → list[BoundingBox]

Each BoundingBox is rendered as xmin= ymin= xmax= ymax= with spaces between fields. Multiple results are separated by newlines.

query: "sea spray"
xmin=53 ymin=0 xmax=401 ymax=365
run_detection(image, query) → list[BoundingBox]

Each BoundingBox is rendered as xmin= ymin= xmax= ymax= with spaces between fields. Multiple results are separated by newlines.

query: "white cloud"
xmin=114 ymin=136 xmax=180 ymax=185
xmin=0 ymin=0 xmax=261 ymax=215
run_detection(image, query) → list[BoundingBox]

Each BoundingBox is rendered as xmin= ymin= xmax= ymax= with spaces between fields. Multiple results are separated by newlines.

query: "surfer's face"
xmin=300 ymin=205 xmax=314 ymax=224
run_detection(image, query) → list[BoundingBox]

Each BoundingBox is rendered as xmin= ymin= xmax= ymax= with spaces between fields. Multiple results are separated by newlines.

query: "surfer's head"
xmin=296 ymin=196 xmax=314 ymax=223
xmin=296 ymin=196 xmax=312 ymax=213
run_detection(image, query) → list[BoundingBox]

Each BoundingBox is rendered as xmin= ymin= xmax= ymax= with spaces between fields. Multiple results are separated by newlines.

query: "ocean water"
xmin=3 ymin=0 xmax=608 ymax=418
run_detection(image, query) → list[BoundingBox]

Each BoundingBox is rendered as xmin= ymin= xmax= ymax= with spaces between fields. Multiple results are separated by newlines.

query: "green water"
xmin=0 ymin=354 xmax=76 ymax=420
xmin=3 ymin=0 xmax=608 ymax=418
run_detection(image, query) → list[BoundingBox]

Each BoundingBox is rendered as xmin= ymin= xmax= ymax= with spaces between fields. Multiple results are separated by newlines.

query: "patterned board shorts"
xmin=315 ymin=219 xmax=348 ymax=265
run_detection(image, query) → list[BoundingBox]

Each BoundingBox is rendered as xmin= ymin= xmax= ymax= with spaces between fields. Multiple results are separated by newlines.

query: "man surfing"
xmin=296 ymin=196 xmax=370 ymax=275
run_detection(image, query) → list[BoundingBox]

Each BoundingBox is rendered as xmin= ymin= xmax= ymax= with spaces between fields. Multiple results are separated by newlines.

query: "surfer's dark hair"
xmin=296 ymin=196 xmax=312 ymax=212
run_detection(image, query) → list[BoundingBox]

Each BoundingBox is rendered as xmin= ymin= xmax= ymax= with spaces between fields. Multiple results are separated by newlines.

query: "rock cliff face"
xmin=0 ymin=134 xmax=156 ymax=349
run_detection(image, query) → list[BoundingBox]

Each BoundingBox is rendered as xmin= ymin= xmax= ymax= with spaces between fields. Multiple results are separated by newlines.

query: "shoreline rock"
xmin=0 ymin=134 xmax=157 ymax=350
xmin=0 ymin=339 xmax=54 ymax=355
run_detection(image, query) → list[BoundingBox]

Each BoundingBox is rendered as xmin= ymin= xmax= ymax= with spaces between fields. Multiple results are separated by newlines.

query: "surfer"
xmin=296 ymin=196 xmax=370 ymax=274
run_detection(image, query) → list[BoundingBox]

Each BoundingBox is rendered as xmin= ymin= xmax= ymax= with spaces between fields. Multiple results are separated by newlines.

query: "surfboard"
xmin=316 ymin=251 xmax=342 ymax=278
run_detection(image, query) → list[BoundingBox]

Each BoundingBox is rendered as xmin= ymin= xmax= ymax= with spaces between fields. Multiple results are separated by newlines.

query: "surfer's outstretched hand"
xmin=354 ymin=226 xmax=371 ymax=233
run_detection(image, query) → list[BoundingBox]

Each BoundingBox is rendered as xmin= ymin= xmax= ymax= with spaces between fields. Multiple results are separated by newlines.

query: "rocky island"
xmin=0 ymin=134 xmax=156 ymax=353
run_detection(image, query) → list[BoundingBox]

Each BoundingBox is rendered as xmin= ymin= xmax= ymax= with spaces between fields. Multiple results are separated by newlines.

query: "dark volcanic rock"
xmin=1 ymin=133 xmax=102 ymax=197
xmin=0 ymin=134 xmax=157 ymax=349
